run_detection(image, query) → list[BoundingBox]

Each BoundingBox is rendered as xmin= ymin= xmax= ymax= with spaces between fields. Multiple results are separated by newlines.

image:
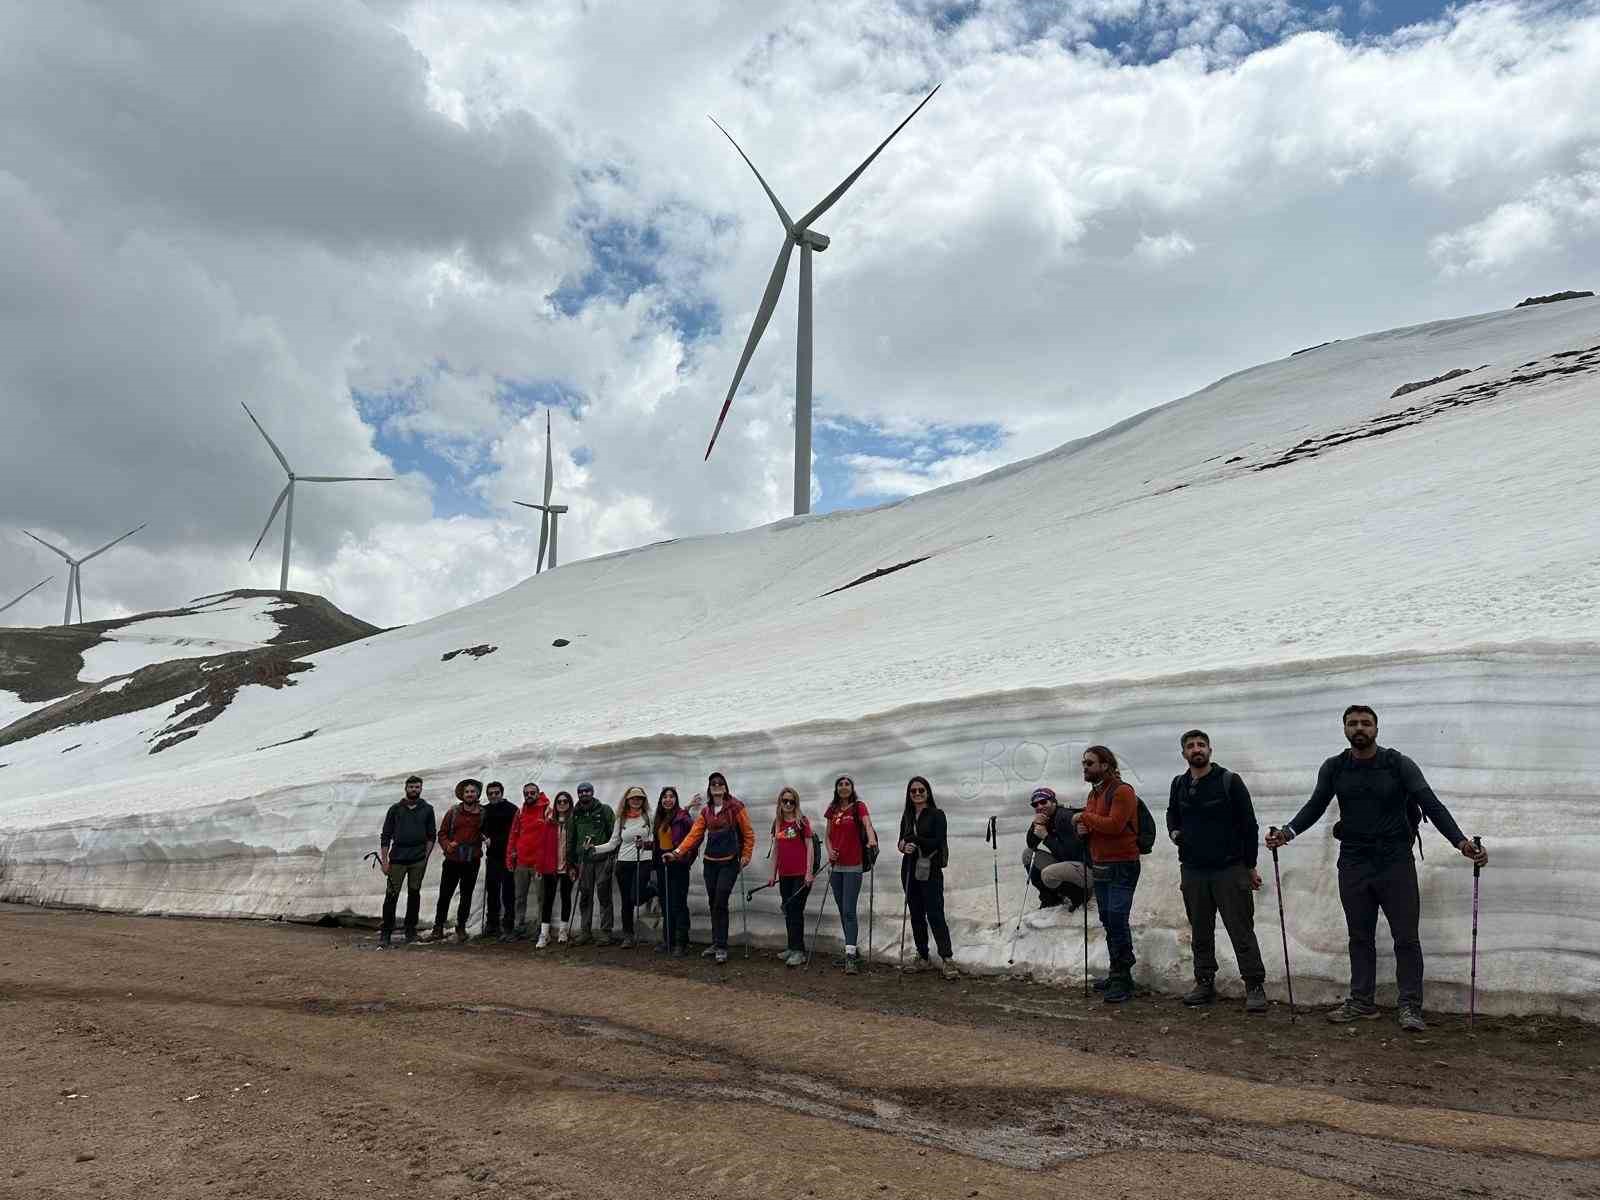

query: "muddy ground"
xmin=2 ymin=906 xmax=1597 ymax=1199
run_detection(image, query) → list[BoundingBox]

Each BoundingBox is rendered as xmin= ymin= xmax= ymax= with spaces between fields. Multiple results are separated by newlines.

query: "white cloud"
xmin=1431 ymin=156 xmax=1600 ymax=274
xmin=1133 ymin=230 xmax=1199 ymax=264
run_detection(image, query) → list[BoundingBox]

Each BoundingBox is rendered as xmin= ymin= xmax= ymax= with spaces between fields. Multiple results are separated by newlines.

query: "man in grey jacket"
xmin=379 ymin=775 xmax=437 ymax=946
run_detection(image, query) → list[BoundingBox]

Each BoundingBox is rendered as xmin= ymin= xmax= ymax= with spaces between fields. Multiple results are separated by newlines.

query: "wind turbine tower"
xmin=19 ymin=525 xmax=147 ymax=625
xmin=514 ymin=410 xmax=569 ymax=572
xmin=243 ymin=403 xmax=392 ymax=593
xmin=705 ymin=85 xmax=940 ymax=516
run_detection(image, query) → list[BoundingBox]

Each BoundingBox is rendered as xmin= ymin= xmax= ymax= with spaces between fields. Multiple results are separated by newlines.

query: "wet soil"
xmin=2 ymin=906 xmax=1596 ymax=1199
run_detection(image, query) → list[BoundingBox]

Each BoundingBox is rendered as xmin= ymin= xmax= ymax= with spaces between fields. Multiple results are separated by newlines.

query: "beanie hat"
xmin=1029 ymin=786 xmax=1057 ymax=806
xmin=456 ymin=777 xmax=483 ymax=799
xmin=577 ymin=781 xmax=595 ymax=795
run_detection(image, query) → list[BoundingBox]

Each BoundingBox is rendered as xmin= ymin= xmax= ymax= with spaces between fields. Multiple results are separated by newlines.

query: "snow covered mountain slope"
xmin=2 ymin=300 xmax=1597 ymax=1016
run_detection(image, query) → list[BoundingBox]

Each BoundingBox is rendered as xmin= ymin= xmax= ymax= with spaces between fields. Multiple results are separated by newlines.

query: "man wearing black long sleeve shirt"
xmin=1166 ymin=731 xmax=1267 ymax=1013
xmin=478 ymin=781 xmax=518 ymax=940
xmin=1021 ymin=787 xmax=1088 ymax=930
xmin=1266 ymin=705 xmax=1489 ymax=1032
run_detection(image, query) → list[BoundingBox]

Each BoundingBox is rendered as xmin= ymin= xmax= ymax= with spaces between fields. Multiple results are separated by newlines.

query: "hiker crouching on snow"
xmin=1073 ymin=746 xmax=1141 ymax=1003
xmin=427 ymin=778 xmax=487 ymax=943
xmin=378 ymin=775 xmax=436 ymax=946
xmin=1166 ymin=730 xmax=1267 ymax=1013
xmin=1021 ymin=786 xmax=1089 ymax=929
xmin=1266 ymin=705 xmax=1488 ymax=1032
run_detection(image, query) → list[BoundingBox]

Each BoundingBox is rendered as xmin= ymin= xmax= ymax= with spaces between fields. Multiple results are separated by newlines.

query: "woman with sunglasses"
xmin=824 ymin=775 xmax=879 ymax=975
xmin=898 ymin=775 xmax=958 ymax=979
xmin=652 ymin=787 xmax=695 ymax=955
xmin=665 ymin=771 xmax=754 ymax=963
xmin=768 ymin=787 xmax=816 ymax=966
xmin=611 ymin=786 xmax=654 ymax=948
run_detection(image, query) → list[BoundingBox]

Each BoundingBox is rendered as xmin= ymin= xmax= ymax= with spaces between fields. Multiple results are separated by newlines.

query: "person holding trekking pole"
xmin=1265 ymin=705 xmax=1489 ymax=1032
xmin=1167 ymin=731 xmax=1269 ymax=1014
xmin=427 ymin=778 xmax=487 ymax=943
xmin=768 ymin=787 xmax=817 ymax=967
xmin=665 ymin=772 xmax=754 ymax=964
xmin=378 ymin=775 xmax=436 ymax=947
xmin=1073 ymin=747 xmax=1143 ymax=1004
xmin=568 ymin=782 xmax=617 ymax=947
xmin=824 ymin=775 xmax=879 ymax=976
xmin=653 ymin=787 xmax=694 ymax=955
xmin=898 ymin=776 xmax=958 ymax=980
xmin=611 ymin=786 xmax=654 ymax=949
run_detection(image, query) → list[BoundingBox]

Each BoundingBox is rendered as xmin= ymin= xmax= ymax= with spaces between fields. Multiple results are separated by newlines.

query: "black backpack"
xmin=1134 ymin=794 xmax=1157 ymax=855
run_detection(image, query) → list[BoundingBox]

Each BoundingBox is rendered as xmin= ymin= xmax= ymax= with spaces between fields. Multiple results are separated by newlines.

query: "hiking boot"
xmin=903 ymin=956 xmax=931 ymax=974
xmin=556 ymin=923 xmax=569 ymax=944
xmin=654 ymin=941 xmax=670 ymax=953
xmin=454 ymin=929 xmax=469 ymax=944
xmin=593 ymin=933 xmax=615 ymax=948
xmin=701 ymin=946 xmax=719 ymax=959
xmin=1326 ymin=998 xmax=1381 ymax=1023
xmin=1398 ymin=1005 xmax=1428 ymax=1033
xmin=714 ymin=948 xmax=729 ymax=964
xmin=1245 ymin=983 xmax=1268 ymax=1014
xmin=1182 ymin=977 xmax=1217 ymax=1007
xmin=498 ymin=932 xmax=517 ymax=944
xmin=535 ymin=924 xmax=550 ymax=949
xmin=782 ymin=949 xmax=803 ymax=967
xmin=422 ymin=926 xmax=447 ymax=943
xmin=1091 ymin=975 xmax=1111 ymax=992
xmin=1102 ymin=973 xmax=1134 ymax=1004
xmin=402 ymin=930 xmax=419 ymax=944
xmin=939 ymin=959 xmax=960 ymax=981
xmin=476 ymin=929 xmax=499 ymax=942
xmin=569 ymin=932 xmax=593 ymax=947
xmin=377 ymin=931 xmax=392 ymax=948
xmin=618 ymin=936 xmax=636 ymax=949
xmin=671 ymin=945 xmax=688 ymax=958
xmin=843 ymin=953 xmax=860 ymax=976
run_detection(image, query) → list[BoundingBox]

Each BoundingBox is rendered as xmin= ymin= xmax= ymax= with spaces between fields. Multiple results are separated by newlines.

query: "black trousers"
xmin=779 ymin=875 xmax=812 ymax=952
xmin=434 ymin=857 xmax=480 ymax=933
xmin=482 ymin=858 xmax=515 ymax=933
xmin=703 ymin=859 xmax=741 ymax=950
xmin=539 ymin=872 xmax=573 ymax=924
xmin=615 ymin=861 xmax=656 ymax=937
xmin=1338 ymin=853 xmax=1423 ymax=1008
xmin=662 ymin=861 xmax=692 ymax=948
xmin=902 ymin=860 xmax=953 ymax=960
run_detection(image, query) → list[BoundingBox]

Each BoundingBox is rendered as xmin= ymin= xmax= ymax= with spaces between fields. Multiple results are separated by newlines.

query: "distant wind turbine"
xmin=242 ymin=402 xmax=391 ymax=593
xmin=705 ymin=84 xmax=940 ymax=516
xmin=0 ymin=576 xmax=55 ymax=619
xmin=20 ymin=525 xmax=147 ymax=625
xmin=514 ymin=410 xmax=569 ymax=572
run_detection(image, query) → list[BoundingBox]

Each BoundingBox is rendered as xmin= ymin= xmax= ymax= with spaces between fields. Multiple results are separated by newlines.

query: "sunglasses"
xmin=909 ymin=786 xmax=928 ymax=795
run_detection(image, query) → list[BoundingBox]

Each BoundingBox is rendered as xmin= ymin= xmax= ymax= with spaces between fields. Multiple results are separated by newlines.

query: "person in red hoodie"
xmin=665 ymin=771 xmax=754 ymax=963
xmin=427 ymin=778 xmax=486 ymax=943
xmin=1073 ymin=746 xmax=1142 ymax=1003
xmin=504 ymin=782 xmax=547 ymax=943
xmin=767 ymin=787 xmax=816 ymax=967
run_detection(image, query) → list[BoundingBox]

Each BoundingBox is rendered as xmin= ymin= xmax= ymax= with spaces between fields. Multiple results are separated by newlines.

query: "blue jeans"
xmin=1093 ymin=860 xmax=1141 ymax=974
xmin=830 ymin=868 xmax=863 ymax=946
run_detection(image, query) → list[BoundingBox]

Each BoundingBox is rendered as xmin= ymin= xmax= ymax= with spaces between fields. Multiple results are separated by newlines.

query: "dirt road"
xmin=2 ymin=907 xmax=1597 ymax=1199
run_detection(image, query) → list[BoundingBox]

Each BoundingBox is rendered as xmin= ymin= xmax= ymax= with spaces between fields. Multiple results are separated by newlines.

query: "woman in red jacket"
xmin=768 ymin=787 xmax=816 ymax=966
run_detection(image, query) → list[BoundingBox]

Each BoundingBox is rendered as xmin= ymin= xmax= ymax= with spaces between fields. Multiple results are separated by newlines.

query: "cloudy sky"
xmin=2 ymin=0 xmax=1597 ymax=628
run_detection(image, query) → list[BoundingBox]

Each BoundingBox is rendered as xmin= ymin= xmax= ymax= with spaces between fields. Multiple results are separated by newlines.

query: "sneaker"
xmin=1182 ymin=978 xmax=1217 ymax=1007
xmin=654 ymin=941 xmax=670 ymax=953
xmin=377 ymin=932 xmax=392 ymax=948
xmin=1245 ymin=983 xmax=1268 ymax=1014
xmin=556 ymin=925 xmax=569 ymax=944
xmin=939 ymin=959 xmax=960 ymax=981
xmin=618 ymin=937 xmax=636 ymax=949
xmin=903 ymin=956 xmax=931 ymax=974
xmin=1024 ymin=906 xmax=1072 ymax=931
xmin=782 ymin=950 xmax=803 ymax=967
xmin=535 ymin=926 xmax=550 ymax=950
xmin=422 ymin=927 xmax=447 ymax=943
xmin=593 ymin=934 xmax=615 ymax=948
xmin=476 ymin=930 xmax=499 ymax=942
xmin=1326 ymin=998 xmax=1381 ymax=1023
xmin=454 ymin=929 xmax=469 ymax=944
xmin=402 ymin=930 xmax=419 ymax=945
xmin=701 ymin=946 xmax=719 ymax=959
xmin=569 ymin=932 xmax=592 ymax=947
xmin=843 ymin=954 xmax=860 ymax=976
xmin=672 ymin=945 xmax=688 ymax=958
xmin=1102 ymin=973 xmax=1134 ymax=1004
xmin=1398 ymin=1005 xmax=1427 ymax=1033
xmin=714 ymin=948 xmax=729 ymax=964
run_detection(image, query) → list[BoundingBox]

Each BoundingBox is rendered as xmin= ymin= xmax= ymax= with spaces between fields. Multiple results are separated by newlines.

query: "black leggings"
xmin=779 ymin=875 xmax=812 ymax=952
xmin=902 ymin=859 xmax=953 ymax=960
xmin=703 ymin=859 xmax=741 ymax=950
xmin=539 ymin=872 xmax=573 ymax=923
xmin=661 ymin=861 xmax=692 ymax=948
xmin=615 ymin=861 xmax=657 ymax=936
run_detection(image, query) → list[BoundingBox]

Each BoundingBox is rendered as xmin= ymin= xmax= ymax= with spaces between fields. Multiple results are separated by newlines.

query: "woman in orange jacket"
xmin=665 ymin=771 xmax=754 ymax=963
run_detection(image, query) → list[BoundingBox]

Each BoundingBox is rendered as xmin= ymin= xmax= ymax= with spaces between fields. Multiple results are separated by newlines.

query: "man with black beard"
xmin=1266 ymin=705 xmax=1488 ymax=1032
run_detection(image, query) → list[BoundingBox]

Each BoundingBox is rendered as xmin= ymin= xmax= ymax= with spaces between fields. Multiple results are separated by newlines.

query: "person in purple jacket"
xmin=653 ymin=786 xmax=696 ymax=956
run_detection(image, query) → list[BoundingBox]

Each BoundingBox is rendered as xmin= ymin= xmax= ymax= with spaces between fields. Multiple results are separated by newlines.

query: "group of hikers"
xmin=377 ymin=704 xmax=1490 ymax=1032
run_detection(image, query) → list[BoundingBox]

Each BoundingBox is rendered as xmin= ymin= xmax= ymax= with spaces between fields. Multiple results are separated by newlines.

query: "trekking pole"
xmin=741 ymin=867 xmax=751 ymax=959
xmin=867 ymin=862 xmax=876 ymax=969
xmin=985 ymin=815 xmax=1002 ymax=930
xmin=632 ymin=850 xmax=642 ymax=953
xmin=1470 ymin=835 xmax=1483 ymax=1031
xmin=1006 ymin=848 xmax=1038 ymax=967
xmin=743 ymin=880 xmax=779 ymax=901
xmin=896 ymin=861 xmax=911 ymax=977
xmin=1268 ymin=829 xmax=1297 ymax=1022
xmin=1082 ymin=845 xmax=1091 ymax=999
xmin=805 ymin=866 xmax=834 ymax=968
xmin=658 ymin=857 xmax=670 ymax=952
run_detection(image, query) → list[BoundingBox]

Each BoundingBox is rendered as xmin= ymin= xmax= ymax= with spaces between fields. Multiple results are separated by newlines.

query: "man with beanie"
xmin=1022 ymin=786 xmax=1090 ymax=930
xmin=426 ymin=778 xmax=487 ymax=943
xmin=478 ymin=781 xmax=518 ymax=941
xmin=1166 ymin=731 xmax=1268 ymax=1013
xmin=568 ymin=781 xmax=617 ymax=946
xmin=378 ymin=775 xmax=436 ymax=946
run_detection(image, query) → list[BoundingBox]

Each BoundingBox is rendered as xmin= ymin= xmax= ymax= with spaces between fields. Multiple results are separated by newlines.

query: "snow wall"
xmin=5 ymin=642 xmax=1596 ymax=1019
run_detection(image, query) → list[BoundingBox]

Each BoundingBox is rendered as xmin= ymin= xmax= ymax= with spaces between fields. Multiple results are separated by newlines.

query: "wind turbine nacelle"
xmin=547 ymin=504 xmax=570 ymax=514
xmin=798 ymin=229 xmax=830 ymax=252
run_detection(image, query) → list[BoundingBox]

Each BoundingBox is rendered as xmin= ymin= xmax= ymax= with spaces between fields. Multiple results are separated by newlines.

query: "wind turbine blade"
xmin=0 ymin=576 xmax=53 ymax=616
xmin=542 ymin=410 xmax=554 ymax=507
xmin=512 ymin=500 xmax=546 ymax=511
xmin=249 ymin=484 xmax=291 ymax=561
xmin=241 ymin=402 xmax=293 ymax=474
xmin=705 ymin=236 xmax=795 ymax=460
xmin=297 ymin=475 xmax=391 ymax=483
xmin=79 ymin=522 xmax=147 ymax=563
xmin=536 ymin=508 xmax=550 ymax=575
xmin=74 ymin=569 xmax=84 ymax=624
xmin=797 ymin=84 xmax=940 ymax=230
xmin=709 ymin=116 xmax=794 ymax=233
xmin=20 ymin=529 xmax=73 ymax=562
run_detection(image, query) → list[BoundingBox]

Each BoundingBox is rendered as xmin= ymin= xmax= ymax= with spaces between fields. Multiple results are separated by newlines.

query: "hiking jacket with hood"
xmin=675 ymin=796 xmax=755 ymax=865
xmin=381 ymin=798 xmax=437 ymax=865
xmin=567 ymin=799 xmax=616 ymax=864
xmin=507 ymin=795 xmax=562 ymax=874
xmin=652 ymin=806 xmax=697 ymax=866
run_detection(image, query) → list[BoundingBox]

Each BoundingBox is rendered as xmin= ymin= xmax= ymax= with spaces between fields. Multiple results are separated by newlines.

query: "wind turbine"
xmin=705 ymin=84 xmax=940 ymax=516
xmin=0 ymin=576 xmax=55 ymax=619
xmin=514 ymin=410 xmax=569 ymax=572
xmin=19 ymin=525 xmax=147 ymax=625
xmin=242 ymin=402 xmax=391 ymax=593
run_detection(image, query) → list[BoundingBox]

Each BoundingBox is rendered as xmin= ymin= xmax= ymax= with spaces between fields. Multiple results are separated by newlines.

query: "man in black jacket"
xmin=378 ymin=775 xmax=437 ymax=946
xmin=478 ymin=781 xmax=518 ymax=941
xmin=1167 ymin=731 xmax=1266 ymax=1012
xmin=1021 ymin=787 xmax=1089 ymax=930
xmin=1266 ymin=705 xmax=1489 ymax=1032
